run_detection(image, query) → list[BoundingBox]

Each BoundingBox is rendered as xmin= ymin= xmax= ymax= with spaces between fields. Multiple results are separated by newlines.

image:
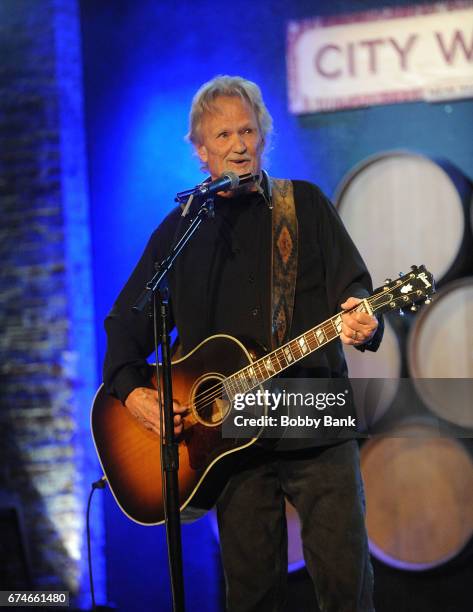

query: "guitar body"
xmin=91 ymin=334 xmax=265 ymax=525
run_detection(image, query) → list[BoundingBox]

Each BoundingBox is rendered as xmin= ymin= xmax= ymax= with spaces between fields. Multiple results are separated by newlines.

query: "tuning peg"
xmin=399 ymin=309 xmax=405 ymax=316
xmin=399 ymin=272 xmax=404 ymax=277
xmin=425 ymin=298 xmax=432 ymax=305
xmin=410 ymin=265 xmax=417 ymax=271
xmin=384 ymin=278 xmax=392 ymax=284
xmin=410 ymin=305 xmax=418 ymax=312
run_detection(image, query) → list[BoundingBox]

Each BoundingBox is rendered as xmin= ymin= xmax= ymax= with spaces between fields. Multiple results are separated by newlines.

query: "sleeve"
xmin=313 ymin=184 xmax=384 ymax=353
xmin=102 ymin=209 xmax=180 ymax=403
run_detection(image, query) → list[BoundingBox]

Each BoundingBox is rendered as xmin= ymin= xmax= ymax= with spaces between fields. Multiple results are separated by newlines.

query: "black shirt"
xmin=103 ymin=180 xmax=383 ymax=404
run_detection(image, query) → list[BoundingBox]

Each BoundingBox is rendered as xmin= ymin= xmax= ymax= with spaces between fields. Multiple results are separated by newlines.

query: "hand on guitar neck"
xmin=125 ymin=387 xmax=186 ymax=436
xmin=340 ymin=297 xmax=379 ymax=346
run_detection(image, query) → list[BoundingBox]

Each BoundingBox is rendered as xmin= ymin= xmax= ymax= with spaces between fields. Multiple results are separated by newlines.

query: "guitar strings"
xmin=191 ymin=310 xmax=351 ymax=413
xmin=191 ymin=319 xmax=338 ymax=410
xmin=189 ymin=281 xmax=421 ymax=416
xmin=190 ymin=284 xmax=415 ymax=415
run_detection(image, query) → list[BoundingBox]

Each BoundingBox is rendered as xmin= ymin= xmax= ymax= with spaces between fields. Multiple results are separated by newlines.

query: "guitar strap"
xmin=175 ymin=173 xmax=298 ymax=353
xmin=269 ymin=176 xmax=299 ymax=350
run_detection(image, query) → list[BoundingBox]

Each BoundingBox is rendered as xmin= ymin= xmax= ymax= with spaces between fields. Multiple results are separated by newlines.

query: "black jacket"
xmin=103 ymin=180 xmax=383 ymax=405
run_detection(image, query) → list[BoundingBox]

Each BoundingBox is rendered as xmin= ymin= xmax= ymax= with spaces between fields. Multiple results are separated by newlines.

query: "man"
xmin=104 ymin=75 xmax=382 ymax=611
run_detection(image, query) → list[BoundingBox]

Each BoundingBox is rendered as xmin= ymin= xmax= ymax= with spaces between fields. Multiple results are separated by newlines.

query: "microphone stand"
xmin=133 ymin=194 xmax=215 ymax=612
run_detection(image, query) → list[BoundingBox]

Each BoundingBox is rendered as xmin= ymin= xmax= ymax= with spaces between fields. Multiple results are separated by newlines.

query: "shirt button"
xmin=252 ymin=308 xmax=259 ymax=316
xmin=248 ymin=274 xmax=254 ymax=283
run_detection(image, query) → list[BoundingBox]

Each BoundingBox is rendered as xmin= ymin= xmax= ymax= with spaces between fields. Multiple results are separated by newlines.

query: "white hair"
xmin=186 ymin=75 xmax=273 ymax=149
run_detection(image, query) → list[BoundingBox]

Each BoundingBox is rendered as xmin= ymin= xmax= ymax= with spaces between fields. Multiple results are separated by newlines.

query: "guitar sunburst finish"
xmin=91 ymin=334 xmax=263 ymax=525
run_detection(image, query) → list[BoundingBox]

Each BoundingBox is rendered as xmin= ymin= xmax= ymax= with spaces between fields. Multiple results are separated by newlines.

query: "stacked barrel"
xmin=336 ymin=151 xmax=473 ymax=570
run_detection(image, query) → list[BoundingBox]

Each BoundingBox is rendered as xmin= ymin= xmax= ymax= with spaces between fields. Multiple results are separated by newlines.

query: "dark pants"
xmin=216 ymin=440 xmax=374 ymax=612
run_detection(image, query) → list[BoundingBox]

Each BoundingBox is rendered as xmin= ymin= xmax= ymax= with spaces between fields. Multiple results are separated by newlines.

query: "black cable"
xmin=87 ymin=476 xmax=107 ymax=611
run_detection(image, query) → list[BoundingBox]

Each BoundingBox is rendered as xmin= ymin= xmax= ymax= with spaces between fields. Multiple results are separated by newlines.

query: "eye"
xmin=218 ymin=131 xmax=229 ymax=139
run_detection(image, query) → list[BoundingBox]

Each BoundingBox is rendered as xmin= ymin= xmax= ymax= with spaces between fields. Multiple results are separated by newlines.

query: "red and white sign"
xmin=287 ymin=2 xmax=473 ymax=113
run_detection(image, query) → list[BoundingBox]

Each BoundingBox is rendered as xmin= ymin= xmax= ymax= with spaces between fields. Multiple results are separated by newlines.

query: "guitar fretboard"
xmin=223 ymin=300 xmax=370 ymax=399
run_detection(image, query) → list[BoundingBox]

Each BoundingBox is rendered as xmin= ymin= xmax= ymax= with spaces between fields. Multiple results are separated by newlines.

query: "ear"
xmin=196 ymin=143 xmax=208 ymax=164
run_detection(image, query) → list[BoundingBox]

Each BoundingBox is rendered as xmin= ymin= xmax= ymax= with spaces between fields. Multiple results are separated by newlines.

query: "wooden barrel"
xmin=335 ymin=152 xmax=469 ymax=287
xmin=343 ymin=318 xmax=401 ymax=427
xmin=407 ymin=278 xmax=473 ymax=429
xmin=361 ymin=422 xmax=473 ymax=570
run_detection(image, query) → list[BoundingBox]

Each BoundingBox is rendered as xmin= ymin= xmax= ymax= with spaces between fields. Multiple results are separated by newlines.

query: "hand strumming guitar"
xmin=125 ymin=386 xmax=186 ymax=436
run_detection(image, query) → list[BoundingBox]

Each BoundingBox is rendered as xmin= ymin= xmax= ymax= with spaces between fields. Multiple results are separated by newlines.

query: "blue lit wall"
xmin=1 ymin=0 xmax=106 ymax=607
xmin=79 ymin=0 xmax=473 ymax=610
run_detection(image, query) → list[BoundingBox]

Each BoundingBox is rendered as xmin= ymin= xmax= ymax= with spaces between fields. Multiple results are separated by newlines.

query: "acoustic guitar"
xmin=91 ymin=265 xmax=434 ymax=525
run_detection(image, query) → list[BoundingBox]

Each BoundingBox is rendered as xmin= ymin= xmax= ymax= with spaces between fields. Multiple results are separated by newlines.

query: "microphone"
xmin=199 ymin=171 xmax=240 ymax=195
xmin=176 ymin=172 xmax=258 ymax=203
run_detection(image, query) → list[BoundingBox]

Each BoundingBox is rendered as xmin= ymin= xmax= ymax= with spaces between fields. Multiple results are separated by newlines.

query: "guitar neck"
xmin=224 ymin=298 xmax=373 ymax=398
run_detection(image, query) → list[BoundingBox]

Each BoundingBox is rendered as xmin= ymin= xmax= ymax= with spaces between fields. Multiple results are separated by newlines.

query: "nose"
xmin=232 ymin=133 xmax=247 ymax=154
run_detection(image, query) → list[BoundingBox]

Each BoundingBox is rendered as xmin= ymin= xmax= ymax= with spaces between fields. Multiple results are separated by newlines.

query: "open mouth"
xmin=229 ymin=159 xmax=250 ymax=165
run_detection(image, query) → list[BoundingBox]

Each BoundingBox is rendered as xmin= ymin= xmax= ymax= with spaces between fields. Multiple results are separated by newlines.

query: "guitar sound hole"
xmin=192 ymin=375 xmax=230 ymax=427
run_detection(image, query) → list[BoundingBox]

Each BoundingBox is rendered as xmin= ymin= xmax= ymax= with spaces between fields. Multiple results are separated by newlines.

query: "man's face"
xmin=196 ymin=95 xmax=264 ymax=181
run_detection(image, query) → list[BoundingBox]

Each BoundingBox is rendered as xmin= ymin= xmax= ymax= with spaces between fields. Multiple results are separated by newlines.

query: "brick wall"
xmin=0 ymin=0 xmax=105 ymax=606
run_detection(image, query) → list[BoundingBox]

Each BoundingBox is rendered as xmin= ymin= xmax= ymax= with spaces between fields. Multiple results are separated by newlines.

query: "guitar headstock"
xmin=369 ymin=265 xmax=435 ymax=316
